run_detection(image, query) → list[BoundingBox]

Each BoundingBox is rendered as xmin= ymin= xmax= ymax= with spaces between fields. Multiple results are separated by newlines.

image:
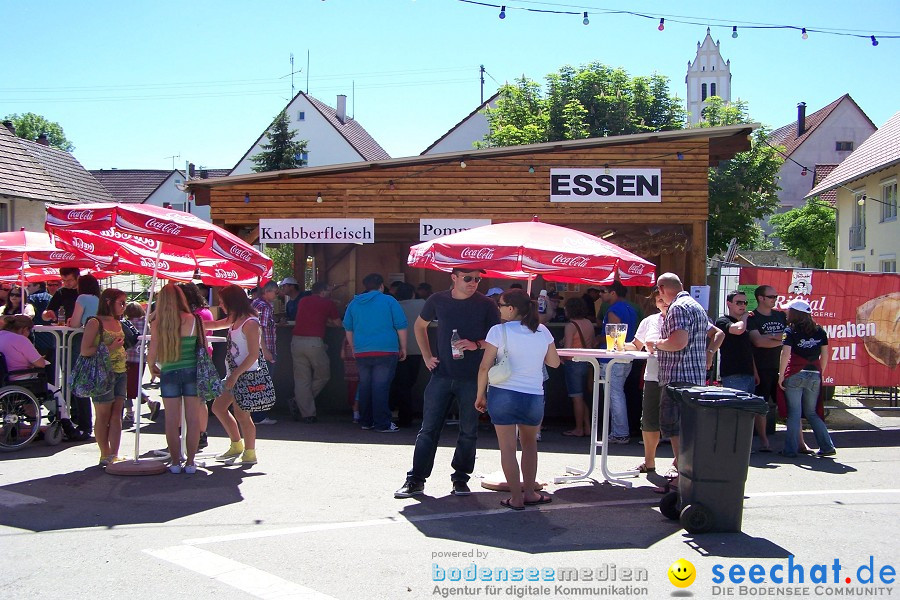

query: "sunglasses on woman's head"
xmin=461 ymin=276 xmax=482 ymax=283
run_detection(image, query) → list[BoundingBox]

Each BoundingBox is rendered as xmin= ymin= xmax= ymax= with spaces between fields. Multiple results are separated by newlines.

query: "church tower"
xmin=686 ymin=28 xmax=732 ymax=125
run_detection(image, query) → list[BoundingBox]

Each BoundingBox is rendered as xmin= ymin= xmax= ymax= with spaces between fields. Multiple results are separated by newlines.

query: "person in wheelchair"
xmin=0 ymin=315 xmax=80 ymax=440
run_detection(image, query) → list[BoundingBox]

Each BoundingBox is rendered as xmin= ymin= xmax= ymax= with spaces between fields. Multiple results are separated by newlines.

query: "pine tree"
xmin=250 ymin=110 xmax=308 ymax=172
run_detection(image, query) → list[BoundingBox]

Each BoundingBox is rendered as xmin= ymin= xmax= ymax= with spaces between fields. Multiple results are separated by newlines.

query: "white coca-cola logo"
xmin=49 ymin=251 xmax=75 ymax=260
xmin=460 ymin=247 xmax=495 ymax=260
xmin=66 ymin=209 xmax=94 ymax=221
xmin=551 ymin=254 xmax=589 ymax=267
xmin=229 ymin=246 xmax=253 ymax=261
xmin=627 ymin=263 xmax=645 ymax=274
xmin=144 ymin=218 xmax=184 ymax=235
xmin=139 ymin=257 xmax=170 ymax=270
xmin=71 ymin=238 xmax=94 ymax=253
xmin=215 ymin=268 xmax=238 ymax=279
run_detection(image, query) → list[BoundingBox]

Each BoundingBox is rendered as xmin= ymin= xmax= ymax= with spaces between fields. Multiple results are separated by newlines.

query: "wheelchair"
xmin=0 ymin=352 xmax=64 ymax=451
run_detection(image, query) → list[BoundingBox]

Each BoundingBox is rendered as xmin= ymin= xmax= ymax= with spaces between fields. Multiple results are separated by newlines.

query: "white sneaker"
xmin=255 ymin=417 xmax=278 ymax=425
xmin=168 ymin=463 xmax=183 ymax=474
xmin=376 ymin=423 xmax=399 ymax=433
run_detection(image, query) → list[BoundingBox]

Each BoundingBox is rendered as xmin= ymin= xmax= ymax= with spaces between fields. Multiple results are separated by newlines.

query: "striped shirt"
xmin=251 ymin=297 xmax=276 ymax=360
xmin=125 ymin=317 xmax=146 ymax=363
xmin=658 ymin=291 xmax=709 ymax=386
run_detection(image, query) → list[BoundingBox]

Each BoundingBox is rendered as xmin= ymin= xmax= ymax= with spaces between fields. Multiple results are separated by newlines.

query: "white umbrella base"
xmin=105 ymin=458 xmax=168 ymax=476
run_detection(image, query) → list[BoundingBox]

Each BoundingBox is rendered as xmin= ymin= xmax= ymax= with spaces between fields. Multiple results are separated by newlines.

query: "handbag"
xmin=69 ymin=317 xmax=113 ymax=398
xmin=121 ymin=318 xmax=140 ymax=350
xmin=194 ymin=316 xmax=223 ymax=402
xmin=225 ymin=322 xmax=276 ymax=412
xmin=488 ymin=323 xmax=512 ymax=385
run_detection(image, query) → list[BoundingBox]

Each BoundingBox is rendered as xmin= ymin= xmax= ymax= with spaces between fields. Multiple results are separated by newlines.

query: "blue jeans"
xmin=357 ymin=355 xmax=399 ymax=430
xmin=783 ymin=370 xmax=835 ymax=456
xmin=407 ymin=374 xmax=479 ymax=484
xmin=604 ymin=362 xmax=632 ymax=439
xmin=722 ymin=373 xmax=756 ymax=394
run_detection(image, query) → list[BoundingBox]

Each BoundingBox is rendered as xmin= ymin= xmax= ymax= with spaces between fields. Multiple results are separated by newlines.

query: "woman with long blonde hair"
xmin=147 ymin=283 xmax=205 ymax=473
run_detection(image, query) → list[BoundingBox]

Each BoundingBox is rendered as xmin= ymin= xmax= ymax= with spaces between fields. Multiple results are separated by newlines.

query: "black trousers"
xmin=390 ymin=358 xmax=421 ymax=427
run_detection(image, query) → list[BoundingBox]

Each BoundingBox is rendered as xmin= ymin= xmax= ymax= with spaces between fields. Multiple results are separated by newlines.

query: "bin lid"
xmin=670 ymin=385 xmax=769 ymax=414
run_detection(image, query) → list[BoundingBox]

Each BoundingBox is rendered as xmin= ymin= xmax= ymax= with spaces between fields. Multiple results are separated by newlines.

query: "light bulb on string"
xmin=732 ymin=26 xmax=738 ymax=38
xmin=604 ymin=164 xmax=610 ymax=174
xmin=801 ymin=167 xmax=808 ymax=176
xmin=460 ymin=160 xmax=467 ymax=169
xmin=244 ymin=193 xmax=250 ymax=204
xmin=528 ymin=166 xmax=535 ymax=173
xmin=801 ymin=28 xmax=808 ymax=40
xmin=676 ymin=152 xmax=684 ymax=161
xmin=858 ymin=195 xmax=866 ymax=206
xmin=316 ymin=192 xmax=323 ymax=203
xmin=658 ymin=18 xmax=665 ymax=31
xmin=583 ymin=12 xmax=589 ymax=25
xmin=871 ymin=35 xmax=878 ymax=46
xmin=389 ymin=180 xmax=395 ymax=190
xmin=499 ymin=5 xmax=505 ymax=19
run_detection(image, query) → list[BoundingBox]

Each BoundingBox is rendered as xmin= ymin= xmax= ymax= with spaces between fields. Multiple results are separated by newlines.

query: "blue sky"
xmin=2 ymin=0 xmax=898 ymax=171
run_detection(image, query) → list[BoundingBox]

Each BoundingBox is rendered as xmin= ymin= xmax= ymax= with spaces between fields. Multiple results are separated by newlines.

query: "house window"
xmin=710 ymin=83 xmax=717 ymax=96
xmin=0 ymin=200 xmax=8 ymax=231
xmin=850 ymin=190 xmax=866 ymax=250
xmin=881 ymin=257 xmax=897 ymax=273
xmin=836 ymin=141 xmax=854 ymax=152
xmin=851 ymin=261 xmax=866 ymax=271
xmin=701 ymin=83 xmax=707 ymax=101
xmin=881 ymin=180 xmax=897 ymax=222
xmin=297 ymin=111 xmax=305 ymax=121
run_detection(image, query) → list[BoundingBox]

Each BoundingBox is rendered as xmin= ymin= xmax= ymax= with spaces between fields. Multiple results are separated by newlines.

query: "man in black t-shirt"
xmin=715 ymin=290 xmax=758 ymax=392
xmin=41 ymin=268 xmax=80 ymax=324
xmin=747 ymin=285 xmax=786 ymax=450
xmin=395 ymin=268 xmax=500 ymax=499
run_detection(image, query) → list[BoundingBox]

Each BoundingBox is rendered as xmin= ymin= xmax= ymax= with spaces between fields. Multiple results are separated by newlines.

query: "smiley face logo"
xmin=668 ymin=559 xmax=696 ymax=588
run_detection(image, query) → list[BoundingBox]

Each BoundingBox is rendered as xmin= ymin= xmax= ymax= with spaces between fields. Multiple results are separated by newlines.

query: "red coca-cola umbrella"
xmin=408 ymin=218 xmax=655 ymax=288
xmin=45 ymin=203 xmax=272 ymax=286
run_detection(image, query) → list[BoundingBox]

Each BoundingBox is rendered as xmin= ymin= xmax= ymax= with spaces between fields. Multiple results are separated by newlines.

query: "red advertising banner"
xmin=739 ymin=267 xmax=900 ymax=387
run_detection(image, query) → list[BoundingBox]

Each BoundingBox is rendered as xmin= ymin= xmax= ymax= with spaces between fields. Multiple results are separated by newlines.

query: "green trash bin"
xmin=659 ymin=385 xmax=768 ymax=534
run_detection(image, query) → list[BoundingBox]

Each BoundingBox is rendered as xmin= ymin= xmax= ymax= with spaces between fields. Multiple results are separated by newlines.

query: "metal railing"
xmin=849 ymin=225 xmax=865 ymax=250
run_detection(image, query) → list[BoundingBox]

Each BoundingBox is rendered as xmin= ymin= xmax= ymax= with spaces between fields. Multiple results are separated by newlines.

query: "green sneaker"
xmin=215 ymin=440 xmax=244 ymax=462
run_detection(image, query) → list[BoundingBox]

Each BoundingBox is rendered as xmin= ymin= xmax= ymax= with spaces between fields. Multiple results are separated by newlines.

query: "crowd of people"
xmin=1 ymin=266 xmax=836 ymax=494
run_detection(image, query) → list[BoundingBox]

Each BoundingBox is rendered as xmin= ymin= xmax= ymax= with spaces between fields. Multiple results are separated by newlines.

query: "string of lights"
xmin=458 ymin=0 xmax=899 ymax=44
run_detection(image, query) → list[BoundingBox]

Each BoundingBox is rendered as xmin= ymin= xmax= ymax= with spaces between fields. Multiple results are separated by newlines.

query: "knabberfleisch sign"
xmin=259 ymin=219 xmax=375 ymax=244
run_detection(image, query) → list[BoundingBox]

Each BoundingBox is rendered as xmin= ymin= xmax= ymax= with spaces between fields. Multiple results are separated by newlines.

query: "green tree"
xmin=263 ymin=243 xmax=294 ymax=282
xmin=3 ymin=112 xmax=74 ymax=151
xmin=696 ymin=96 xmax=750 ymax=128
xmin=707 ymin=127 xmax=784 ymax=255
xmin=770 ymin=200 xmax=836 ymax=267
xmin=250 ymin=110 xmax=308 ymax=172
xmin=478 ymin=63 xmax=685 ymax=147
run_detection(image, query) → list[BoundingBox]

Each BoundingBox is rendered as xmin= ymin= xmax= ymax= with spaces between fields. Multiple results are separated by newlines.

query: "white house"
xmin=686 ymin=28 xmax=733 ymax=125
xmin=806 ymin=111 xmax=900 ymax=273
xmin=230 ymin=92 xmax=389 ymax=175
xmin=421 ymin=92 xmax=499 ymax=155
xmin=0 ymin=121 xmax=114 ymax=231
xmin=769 ymin=95 xmax=876 ymax=212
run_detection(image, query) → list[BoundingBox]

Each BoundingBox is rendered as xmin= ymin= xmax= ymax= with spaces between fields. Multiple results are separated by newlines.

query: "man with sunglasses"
xmin=715 ymin=290 xmax=759 ymax=395
xmin=747 ymin=285 xmax=786 ymax=449
xmin=395 ymin=268 xmax=500 ymax=498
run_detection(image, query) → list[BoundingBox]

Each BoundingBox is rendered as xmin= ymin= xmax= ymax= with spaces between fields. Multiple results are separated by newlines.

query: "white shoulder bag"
xmin=488 ymin=324 xmax=512 ymax=385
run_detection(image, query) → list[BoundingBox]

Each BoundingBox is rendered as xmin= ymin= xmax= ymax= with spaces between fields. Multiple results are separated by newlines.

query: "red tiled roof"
xmin=304 ymin=94 xmax=390 ymax=161
xmin=420 ymin=91 xmax=499 ymax=155
xmin=89 ymin=169 xmax=171 ymax=203
xmin=807 ymin=110 xmax=900 ymax=199
xmin=769 ymin=94 xmax=875 ymax=157
xmin=812 ymin=164 xmax=838 ymax=205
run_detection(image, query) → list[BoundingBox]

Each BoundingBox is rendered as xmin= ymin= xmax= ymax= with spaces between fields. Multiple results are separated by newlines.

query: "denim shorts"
xmin=563 ymin=360 xmax=590 ymax=397
xmin=96 ymin=371 xmax=127 ymax=404
xmin=159 ymin=366 xmax=199 ymax=399
xmin=487 ymin=386 xmax=544 ymax=426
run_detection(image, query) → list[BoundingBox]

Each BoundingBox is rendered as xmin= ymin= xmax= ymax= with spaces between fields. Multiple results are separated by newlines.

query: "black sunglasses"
xmin=734 ymin=300 xmax=748 ymax=305
xmin=461 ymin=276 xmax=482 ymax=283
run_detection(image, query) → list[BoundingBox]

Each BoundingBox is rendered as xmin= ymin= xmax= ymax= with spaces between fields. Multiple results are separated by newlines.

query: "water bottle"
xmin=537 ymin=290 xmax=548 ymax=315
xmin=57 ymin=307 xmax=66 ymax=326
xmin=450 ymin=329 xmax=464 ymax=360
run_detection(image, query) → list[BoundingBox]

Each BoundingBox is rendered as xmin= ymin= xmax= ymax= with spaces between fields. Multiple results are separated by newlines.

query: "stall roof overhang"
xmin=187 ymin=123 xmax=758 ymax=193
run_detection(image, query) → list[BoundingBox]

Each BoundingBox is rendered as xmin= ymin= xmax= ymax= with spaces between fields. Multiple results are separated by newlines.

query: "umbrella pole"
xmin=133 ymin=247 xmax=162 ymax=463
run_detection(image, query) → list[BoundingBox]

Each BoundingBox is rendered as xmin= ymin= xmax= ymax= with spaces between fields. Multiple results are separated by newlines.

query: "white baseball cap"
xmin=279 ymin=277 xmax=299 ymax=286
xmin=786 ymin=298 xmax=811 ymax=313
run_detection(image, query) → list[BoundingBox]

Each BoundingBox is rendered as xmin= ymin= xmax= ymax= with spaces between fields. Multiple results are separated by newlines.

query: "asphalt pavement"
xmin=1 ymin=391 xmax=898 ymax=600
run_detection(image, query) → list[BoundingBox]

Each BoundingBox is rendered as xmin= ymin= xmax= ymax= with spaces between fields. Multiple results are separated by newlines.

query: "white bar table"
xmin=555 ymin=348 xmax=650 ymax=487
xmin=33 ymin=324 xmax=82 ymax=411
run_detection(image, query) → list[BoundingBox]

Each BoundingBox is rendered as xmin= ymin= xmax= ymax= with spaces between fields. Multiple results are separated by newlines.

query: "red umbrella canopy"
xmin=45 ymin=203 xmax=273 ymax=287
xmin=408 ymin=220 xmax=656 ymax=286
xmin=0 ymin=229 xmax=108 ymax=278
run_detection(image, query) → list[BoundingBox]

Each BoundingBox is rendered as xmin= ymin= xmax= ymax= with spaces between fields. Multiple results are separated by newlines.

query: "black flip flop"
xmin=500 ymin=499 xmax=525 ymax=511
xmin=524 ymin=493 xmax=553 ymax=506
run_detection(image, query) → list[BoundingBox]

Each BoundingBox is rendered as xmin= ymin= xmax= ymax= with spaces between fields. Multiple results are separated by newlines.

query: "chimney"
xmin=2 ymin=120 xmax=14 ymax=135
xmin=797 ymin=102 xmax=807 ymax=137
xmin=336 ymin=94 xmax=347 ymax=124
xmin=200 ymin=169 xmax=208 ymax=179
xmin=36 ymin=133 xmax=50 ymax=146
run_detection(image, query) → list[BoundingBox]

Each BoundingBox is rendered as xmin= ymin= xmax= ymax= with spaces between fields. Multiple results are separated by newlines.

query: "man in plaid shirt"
xmin=251 ymin=281 xmax=279 ymax=425
xmin=648 ymin=272 xmax=719 ymax=474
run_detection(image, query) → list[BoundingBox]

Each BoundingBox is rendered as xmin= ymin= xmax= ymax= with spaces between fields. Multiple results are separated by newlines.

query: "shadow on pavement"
xmin=683 ymin=532 xmax=790 ymax=559
xmin=0 ymin=462 xmax=263 ymax=532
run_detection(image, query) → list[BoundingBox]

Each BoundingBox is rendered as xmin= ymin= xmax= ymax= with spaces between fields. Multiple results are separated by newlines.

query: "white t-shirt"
xmin=634 ymin=312 xmax=663 ymax=382
xmin=228 ymin=317 xmax=261 ymax=374
xmin=485 ymin=321 xmax=555 ymax=395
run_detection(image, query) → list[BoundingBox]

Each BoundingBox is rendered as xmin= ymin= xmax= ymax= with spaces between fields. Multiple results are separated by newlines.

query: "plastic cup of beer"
xmin=605 ymin=324 xmax=617 ymax=351
xmin=615 ymin=324 xmax=628 ymax=351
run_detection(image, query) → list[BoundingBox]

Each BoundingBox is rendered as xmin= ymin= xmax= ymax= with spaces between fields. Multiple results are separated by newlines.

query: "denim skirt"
xmin=487 ymin=386 xmax=544 ymax=426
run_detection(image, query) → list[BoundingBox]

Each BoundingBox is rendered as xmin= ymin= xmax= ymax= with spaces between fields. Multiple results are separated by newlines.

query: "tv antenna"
xmin=280 ymin=54 xmax=302 ymax=98
xmin=163 ymin=153 xmax=181 ymax=169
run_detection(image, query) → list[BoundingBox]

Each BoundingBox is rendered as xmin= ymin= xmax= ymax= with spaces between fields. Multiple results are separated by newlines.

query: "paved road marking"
xmin=184 ymin=488 xmax=900 ymax=546
xmin=0 ymin=489 xmax=46 ymax=508
xmin=145 ymin=545 xmax=338 ymax=600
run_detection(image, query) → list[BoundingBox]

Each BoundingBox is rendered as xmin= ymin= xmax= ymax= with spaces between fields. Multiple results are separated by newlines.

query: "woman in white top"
xmin=203 ymin=285 xmax=262 ymax=465
xmin=628 ymin=291 xmax=668 ymax=473
xmin=476 ymin=289 xmax=560 ymax=510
